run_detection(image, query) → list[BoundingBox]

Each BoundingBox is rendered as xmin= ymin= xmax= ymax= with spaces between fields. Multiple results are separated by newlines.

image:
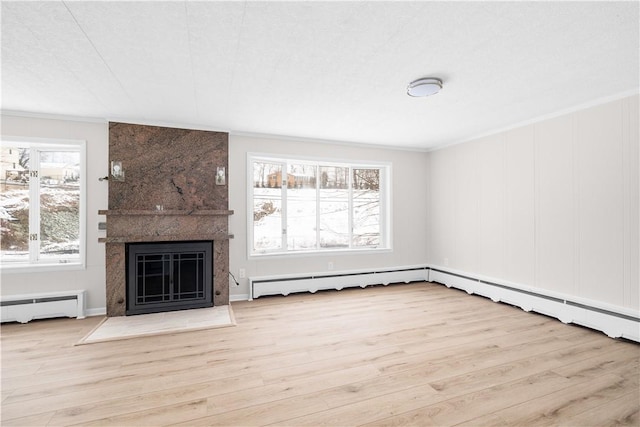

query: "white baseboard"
xmin=429 ymin=267 xmax=640 ymax=343
xmin=86 ymin=307 xmax=107 ymax=317
xmin=249 ymin=265 xmax=429 ymax=300
xmin=230 ymin=294 xmax=250 ymax=302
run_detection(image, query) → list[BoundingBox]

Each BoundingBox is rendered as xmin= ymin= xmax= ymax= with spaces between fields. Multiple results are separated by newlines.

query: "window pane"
xmin=39 ymin=151 xmax=81 ymax=261
xmin=287 ymin=164 xmax=316 ymax=250
xmin=249 ymin=155 xmax=388 ymax=256
xmin=0 ymin=147 xmax=30 ymax=263
xmin=319 ymin=166 xmax=349 ymax=248
xmin=253 ymin=162 xmax=283 ymax=251
xmin=353 ymin=168 xmax=380 ymax=247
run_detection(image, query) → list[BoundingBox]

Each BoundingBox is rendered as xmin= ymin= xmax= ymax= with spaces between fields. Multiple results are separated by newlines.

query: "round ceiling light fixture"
xmin=407 ymin=77 xmax=443 ymax=97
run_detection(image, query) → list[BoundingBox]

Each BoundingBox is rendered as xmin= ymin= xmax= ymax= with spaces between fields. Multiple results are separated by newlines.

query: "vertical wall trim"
xmin=472 ymin=142 xmax=477 ymax=272
xmin=453 ymin=147 xmax=458 ymax=267
xmin=622 ymin=97 xmax=630 ymax=307
xmin=502 ymin=133 xmax=508 ymax=279
xmin=425 ymin=153 xmax=430 ymax=263
xmin=632 ymin=97 xmax=640 ymax=310
xmin=572 ymin=111 xmax=580 ymax=297
xmin=533 ymin=123 xmax=539 ymax=289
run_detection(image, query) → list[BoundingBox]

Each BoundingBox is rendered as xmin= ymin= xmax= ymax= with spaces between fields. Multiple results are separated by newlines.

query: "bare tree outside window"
xmin=18 ymin=148 xmax=29 ymax=170
xmin=353 ymin=169 xmax=380 ymax=246
xmin=320 ymin=166 xmax=349 ymax=248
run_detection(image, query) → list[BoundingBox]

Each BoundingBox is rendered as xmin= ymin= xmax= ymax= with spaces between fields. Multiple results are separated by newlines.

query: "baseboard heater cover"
xmin=1 ymin=290 xmax=86 ymax=323
xmin=429 ymin=268 xmax=639 ymax=343
xmin=249 ymin=266 xmax=429 ymax=300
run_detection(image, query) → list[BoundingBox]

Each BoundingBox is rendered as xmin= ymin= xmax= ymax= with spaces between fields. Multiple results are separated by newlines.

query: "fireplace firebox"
xmin=126 ymin=241 xmax=213 ymax=315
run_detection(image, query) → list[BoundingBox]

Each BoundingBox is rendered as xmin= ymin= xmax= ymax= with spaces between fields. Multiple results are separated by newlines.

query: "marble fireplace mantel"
xmin=98 ymin=209 xmax=234 ymax=243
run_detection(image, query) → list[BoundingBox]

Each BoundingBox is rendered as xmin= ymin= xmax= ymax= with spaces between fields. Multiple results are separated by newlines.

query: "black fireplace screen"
xmin=126 ymin=241 xmax=213 ymax=315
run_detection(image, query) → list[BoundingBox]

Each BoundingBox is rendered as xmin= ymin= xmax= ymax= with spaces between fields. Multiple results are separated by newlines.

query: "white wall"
xmin=428 ymin=94 xmax=639 ymax=313
xmin=0 ymin=120 xmax=430 ymax=308
xmin=1 ymin=114 xmax=109 ymax=313
xmin=228 ymin=134 xmax=430 ymax=299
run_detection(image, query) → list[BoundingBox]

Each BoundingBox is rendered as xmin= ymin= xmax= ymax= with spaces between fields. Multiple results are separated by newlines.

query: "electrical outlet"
xmin=239 ymin=268 xmax=246 ymax=279
xmin=328 ymin=261 xmax=334 ymax=271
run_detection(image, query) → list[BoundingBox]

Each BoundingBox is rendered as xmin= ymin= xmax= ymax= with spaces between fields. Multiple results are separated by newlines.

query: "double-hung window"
xmin=0 ymin=138 xmax=86 ymax=269
xmin=249 ymin=154 xmax=390 ymax=256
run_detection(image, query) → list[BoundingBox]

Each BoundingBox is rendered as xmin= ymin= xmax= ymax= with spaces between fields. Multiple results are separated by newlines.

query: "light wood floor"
xmin=1 ymin=282 xmax=638 ymax=426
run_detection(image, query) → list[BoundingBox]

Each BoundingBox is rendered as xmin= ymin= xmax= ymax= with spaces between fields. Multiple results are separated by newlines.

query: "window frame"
xmin=247 ymin=153 xmax=392 ymax=258
xmin=0 ymin=136 xmax=87 ymax=273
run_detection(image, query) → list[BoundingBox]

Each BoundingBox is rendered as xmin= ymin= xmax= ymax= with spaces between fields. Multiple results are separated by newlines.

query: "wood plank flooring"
xmin=1 ymin=282 xmax=638 ymax=426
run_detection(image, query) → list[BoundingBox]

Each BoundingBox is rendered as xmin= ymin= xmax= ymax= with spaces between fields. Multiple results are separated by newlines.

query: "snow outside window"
xmin=1 ymin=139 xmax=86 ymax=269
xmin=249 ymin=155 xmax=390 ymax=256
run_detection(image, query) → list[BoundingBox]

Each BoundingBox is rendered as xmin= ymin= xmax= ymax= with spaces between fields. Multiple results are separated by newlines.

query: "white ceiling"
xmin=2 ymin=1 xmax=638 ymax=150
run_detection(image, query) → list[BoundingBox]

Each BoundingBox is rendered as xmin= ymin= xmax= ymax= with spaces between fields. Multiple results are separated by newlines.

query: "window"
xmin=249 ymin=154 xmax=390 ymax=256
xmin=0 ymin=138 xmax=86 ymax=269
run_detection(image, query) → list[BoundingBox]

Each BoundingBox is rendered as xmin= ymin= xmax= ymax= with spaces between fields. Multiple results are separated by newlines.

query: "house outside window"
xmin=0 ymin=138 xmax=86 ymax=270
xmin=249 ymin=154 xmax=391 ymax=256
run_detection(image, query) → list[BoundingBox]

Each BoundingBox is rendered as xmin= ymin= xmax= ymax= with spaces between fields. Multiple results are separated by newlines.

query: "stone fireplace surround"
xmin=100 ymin=123 xmax=232 ymax=317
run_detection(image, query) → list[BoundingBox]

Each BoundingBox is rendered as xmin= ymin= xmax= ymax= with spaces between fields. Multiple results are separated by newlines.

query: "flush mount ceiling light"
xmin=407 ymin=77 xmax=443 ymax=97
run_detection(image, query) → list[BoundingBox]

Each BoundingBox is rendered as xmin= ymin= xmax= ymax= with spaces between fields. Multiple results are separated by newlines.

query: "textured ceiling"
xmin=1 ymin=1 xmax=638 ymax=150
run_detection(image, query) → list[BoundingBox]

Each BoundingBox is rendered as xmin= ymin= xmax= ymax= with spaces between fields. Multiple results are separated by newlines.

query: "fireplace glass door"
xmin=127 ymin=241 xmax=213 ymax=315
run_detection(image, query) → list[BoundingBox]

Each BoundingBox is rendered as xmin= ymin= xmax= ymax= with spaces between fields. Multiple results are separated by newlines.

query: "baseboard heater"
xmin=1 ymin=290 xmax=86 ymax=324
xmin=250 ymin=265 xmax=638 ymax=342
xmin=429 ymin=268 xmax=640 ymax=343
xmin=249 ymin=266 xmax=429 ymax=300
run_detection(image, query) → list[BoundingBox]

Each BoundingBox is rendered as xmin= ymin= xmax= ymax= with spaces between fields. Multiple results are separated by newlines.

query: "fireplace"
xmin=100 ymin=209 xmax=232 ymax=316
xmin=126 ymin=241 xmax=213 ymax=315
xmin=100 ymin=123 xmax=232 ymax=317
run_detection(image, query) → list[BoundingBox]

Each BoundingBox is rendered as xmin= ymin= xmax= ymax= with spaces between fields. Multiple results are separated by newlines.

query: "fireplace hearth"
xmin=127 ymin=241 xmax=213 ymax=315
